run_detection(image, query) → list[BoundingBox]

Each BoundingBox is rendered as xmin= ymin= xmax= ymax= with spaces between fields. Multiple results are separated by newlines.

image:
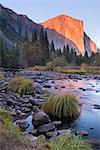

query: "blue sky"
xmin=0 ymin=0 xmax=100 ymax=47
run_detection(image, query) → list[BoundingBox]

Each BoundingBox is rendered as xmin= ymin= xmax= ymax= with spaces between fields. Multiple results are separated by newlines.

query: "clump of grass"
xmin=42 ymin=93 xmax=80 ymax=119
xmin=0 ymin=108 xmax=25 ymax=150
xmin=9 ymin=77 xmax=34 ymax=96
xmin=50 ymin=136 xmax=93 ymax=150
xmin=0 ymin=108 xmax=13 ymax=126
xmin=61 ymin=69 xmax=87 ymax=74
xmin=29 ymin=65 xmax=48 ymax=71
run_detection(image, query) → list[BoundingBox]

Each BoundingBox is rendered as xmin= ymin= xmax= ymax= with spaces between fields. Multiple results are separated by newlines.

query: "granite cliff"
xmin=41 ymin=15 xmax=97 ymax=56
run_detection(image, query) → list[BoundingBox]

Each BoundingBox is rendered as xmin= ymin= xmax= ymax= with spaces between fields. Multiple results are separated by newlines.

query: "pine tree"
xmin=39 ymin=28 xmax=50 ymax=65
xmin=63 ymin=44 xmax=70 ymax=63
xmin=57 ymin=48 xmax=61 ymax=57
xmin=32 ymin=30 xmax=37 ymax=45
xmin=44 ymin=31 xmax=49 ymax=61
xmin=25 ymin=29 xmax=28 ymax=41
xmin=39 ymin=28 xmax=45 ymax=44
xmin=51 ymin=40 xmax=55 ymax=52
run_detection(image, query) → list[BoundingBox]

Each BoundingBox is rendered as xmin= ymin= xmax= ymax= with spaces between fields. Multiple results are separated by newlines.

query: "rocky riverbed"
xmin=0 ymin=71 xmax=100 ymax=149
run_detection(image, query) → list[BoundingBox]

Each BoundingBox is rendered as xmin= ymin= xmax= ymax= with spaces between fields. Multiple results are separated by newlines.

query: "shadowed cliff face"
xmin=41 ymin=15 xmax=97 ymax=55
xmin=84 ymin=33 xmax=97 ymax=56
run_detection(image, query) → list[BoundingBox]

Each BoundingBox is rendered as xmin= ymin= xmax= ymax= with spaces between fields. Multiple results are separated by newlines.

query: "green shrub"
xmin=42 ymin=93 xmax=79 ymax=119
xmin=0 ymin=108 xmax=13 ymax=126
xmin=0 ymin=108 xmax=25 ymax=150
xmin=0 ymin=72 xmax=4 ymax=80
xmin=50 ymin=136 xmax=93 ymax=150
xmin=46 ymin=62 xmax=54 ymax=71
xmin=0 ymin=108 xmax=49 ymax=150
xmin=81 ymin=63 xmax=88 ymax=71
xmin=53 ymin=67 xmax=63 ymax=72
xmin=62 ymin=69 xmax=86 ymax=74
xmin=9 ymin=77 xmax=34 ymax=95
xmin=51 ymin=56 xmax=66 ymax=67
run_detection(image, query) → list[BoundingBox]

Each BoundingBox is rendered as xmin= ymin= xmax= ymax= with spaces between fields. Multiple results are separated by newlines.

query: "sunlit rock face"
xmin=41 ymin=15 xmax=97 ymax=55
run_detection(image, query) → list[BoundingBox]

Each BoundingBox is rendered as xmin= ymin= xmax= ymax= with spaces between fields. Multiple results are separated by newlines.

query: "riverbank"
xmin=0 ymin=71 xmax=100 ymax=149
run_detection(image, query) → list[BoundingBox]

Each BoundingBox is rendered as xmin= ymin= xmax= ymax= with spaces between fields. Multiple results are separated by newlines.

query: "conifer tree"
xmin=25 ymin=29 xmax=28 ymax=41
xmin=32 ymin=30 xmax=37 ymax=45
xmin=51 ymin=40 xmax=55 ymax=52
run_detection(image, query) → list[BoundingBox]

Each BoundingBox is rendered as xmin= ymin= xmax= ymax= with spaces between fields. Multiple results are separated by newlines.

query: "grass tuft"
xmin=9 ymin=76 xmax=34 ymax=96
xmin=42 ymin=93 xmax=80 ymax=119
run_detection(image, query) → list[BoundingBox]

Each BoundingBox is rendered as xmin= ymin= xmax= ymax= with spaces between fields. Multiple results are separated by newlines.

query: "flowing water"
xmin=24 ymin=77 xmax=100 ymax=140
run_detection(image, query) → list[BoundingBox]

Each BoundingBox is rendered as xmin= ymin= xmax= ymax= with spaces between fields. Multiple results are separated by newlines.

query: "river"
xmin=42 ymin=78 xmax=100 ymax=140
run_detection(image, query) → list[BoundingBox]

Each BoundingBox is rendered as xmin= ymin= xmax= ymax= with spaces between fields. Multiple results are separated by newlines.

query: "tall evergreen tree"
xmin=44 ymin=31 xmax=49 ymax=61
xmin=32 ymin=30 xmax=37 ymax=45
xmin=25 ymin=29 xmax=28 ymax=41
xmin=57 ymin=48 xmax=62 ymax=57
xmin=51 ymin=40 xmax=55 ymax=52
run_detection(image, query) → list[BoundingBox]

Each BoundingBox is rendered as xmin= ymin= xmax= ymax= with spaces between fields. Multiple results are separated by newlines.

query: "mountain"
xmin=0 ymin=4 xmax=42 ymax=48
xmin=41 ymin=15 xmax=97 ymax=56
xmin=0 ymin=4 xmax=97 ymax=56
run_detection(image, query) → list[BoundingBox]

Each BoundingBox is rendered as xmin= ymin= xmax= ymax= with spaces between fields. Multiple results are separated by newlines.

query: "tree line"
xmin=0 ymin=28 xmax=100 ymax=69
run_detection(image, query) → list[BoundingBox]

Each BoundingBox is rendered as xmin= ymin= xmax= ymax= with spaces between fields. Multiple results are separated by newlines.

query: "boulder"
xmin=32 ymin=111 xmax=51 ymax=127
xmin=37 ymin=123 xmax=55 ymax=133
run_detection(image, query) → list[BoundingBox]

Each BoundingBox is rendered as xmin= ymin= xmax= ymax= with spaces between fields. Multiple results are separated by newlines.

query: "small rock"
xmin=30 ymin=98 xmax=44 ymax=106
xmin=46 ymin=131 xmax=58 ymax=139
xmin=94 ymin=104 xmax=100 ymax=109
xmin=79 ymin=87 xmax=86 ymax=91
xmin=37 ymin=135 xmax=46 ymax=141
xmin=16 ymin=120 xmax=29 ymax=131
xmin=76 ymin=130 xmax=88 ymax=136
xmin=43 ymin=85 xmax=51 ymax=88
xmin=29 ymin=129 xmax=38 ymax=136
xmin=58 ymin=129 xmax=72 ymax=137
xmin=52 ymin=121 xmax=62 ymax=128
xmin=32 ymin=106 xmax=40 ymax=114
xmin=21 ymin=107 xmax=31 ymax=113
xmin=61 ymin=86 xmax=65 ymax=88
xmin=37 ymin=123 xmax=55 ymax=133
xmin=25 ymin=134 xmax=37 ymax=142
